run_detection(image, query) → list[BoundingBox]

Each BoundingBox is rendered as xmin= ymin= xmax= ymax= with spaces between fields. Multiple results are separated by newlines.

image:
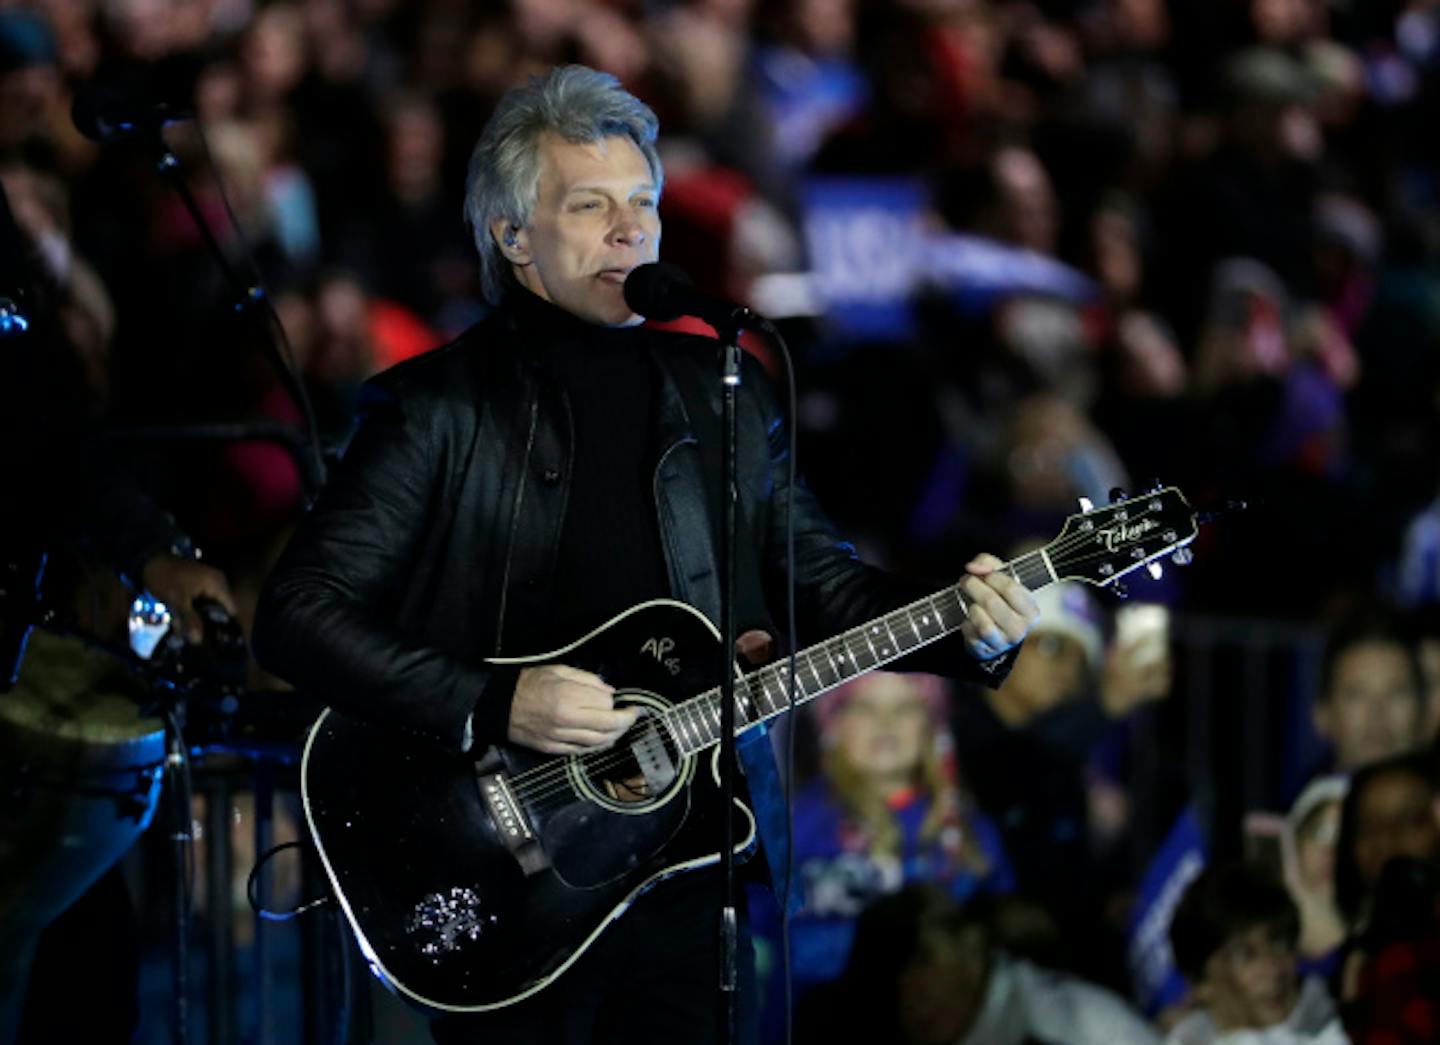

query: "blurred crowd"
xmin=8 ymin=0 xmax=1440 ymax=1042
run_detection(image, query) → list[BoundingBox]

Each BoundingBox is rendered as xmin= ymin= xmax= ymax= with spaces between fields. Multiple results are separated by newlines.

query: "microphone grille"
xmin=623 ymin=262 xmax=692 ymax=321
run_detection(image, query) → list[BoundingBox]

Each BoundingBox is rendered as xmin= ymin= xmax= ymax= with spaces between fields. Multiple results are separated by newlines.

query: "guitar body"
xmin=301 ymin=600 xmax=757 ymax=1013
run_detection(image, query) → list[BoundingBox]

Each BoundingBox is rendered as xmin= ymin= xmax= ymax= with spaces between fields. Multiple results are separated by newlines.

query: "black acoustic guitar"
xmin=301 ymin=486 xmax=1199 ymax=1013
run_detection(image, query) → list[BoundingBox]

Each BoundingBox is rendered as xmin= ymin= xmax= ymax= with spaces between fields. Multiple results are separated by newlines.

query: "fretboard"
xmin=660 ymin=549 xmax=1055 ymax=756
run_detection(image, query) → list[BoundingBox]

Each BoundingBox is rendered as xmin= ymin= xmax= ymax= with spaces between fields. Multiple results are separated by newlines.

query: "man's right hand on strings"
xmin=508 ymin=664 xmax=640 ymax=754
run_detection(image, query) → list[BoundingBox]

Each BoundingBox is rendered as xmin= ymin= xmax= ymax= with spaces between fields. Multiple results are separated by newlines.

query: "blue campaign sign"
xmin=799 ymin=177 xmax=930 ymax=340
xmin=924 ymin=233 xmax=1097 ymax=316
xmin=1128 ymin=805 xmax=1207 ymax=1016
xmin=798 ymin=177 xmax=1098 ymax=342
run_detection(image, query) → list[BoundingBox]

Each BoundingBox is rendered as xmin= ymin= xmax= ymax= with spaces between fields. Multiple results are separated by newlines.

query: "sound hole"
xmin=586 ymin=712 xmax=680 ymax=805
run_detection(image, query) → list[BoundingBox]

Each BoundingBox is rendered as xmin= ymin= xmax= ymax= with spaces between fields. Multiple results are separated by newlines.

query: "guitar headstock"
xmin=1046 ymin=486 xmax=1198 ymax=590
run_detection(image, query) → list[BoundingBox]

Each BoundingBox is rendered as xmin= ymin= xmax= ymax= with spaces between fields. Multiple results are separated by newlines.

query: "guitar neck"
xmin=662 ymin=548 xmax=1057 ymax=757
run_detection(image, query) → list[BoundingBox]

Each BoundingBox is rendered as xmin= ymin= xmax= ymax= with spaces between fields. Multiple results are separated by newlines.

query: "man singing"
xmin=253 ymin=64 xmax=1037 ymax=1044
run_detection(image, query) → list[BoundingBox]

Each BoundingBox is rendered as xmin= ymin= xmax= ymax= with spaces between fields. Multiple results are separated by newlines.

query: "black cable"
xmin=245 ymin=840 xmax=333 ymax=922
xmin=757 ymin=316 xmax=799 ymax=1045
xmin=163 ymin=708 xmax=193 ymax=1045
xmin=187 ymin=121 xmax=327 ymax=502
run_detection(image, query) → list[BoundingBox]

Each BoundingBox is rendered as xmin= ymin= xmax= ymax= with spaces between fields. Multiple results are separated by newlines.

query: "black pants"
xmin=431 ymin=872 xmax=757 ymax=1045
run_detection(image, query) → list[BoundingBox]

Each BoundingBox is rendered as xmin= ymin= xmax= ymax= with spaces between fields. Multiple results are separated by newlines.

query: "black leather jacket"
xmin=252 ymin=299 xmax=1011 ymax=756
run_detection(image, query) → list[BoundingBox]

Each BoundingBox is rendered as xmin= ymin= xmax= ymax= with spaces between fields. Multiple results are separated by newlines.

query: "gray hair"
xmin=464 ymin=65 xmax=664 ymax=305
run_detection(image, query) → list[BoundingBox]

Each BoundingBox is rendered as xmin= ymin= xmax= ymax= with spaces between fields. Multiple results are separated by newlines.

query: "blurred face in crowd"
xmin=996 ymin=631 xmax=1088 ymax=723
xmin=991 ymin=147 xmax=1058 ymax=255
xmin=831 ymin=674 xmax=932 ymax=795
xmin=1314 ymin=639 xmax=1423 ymax=772
xmin=1352 ymin=768 xmax=1440 ymax=892
xmin=498 ymin=133 xmax=660 ymax=327
xmin=788 ymin=0 xmax=855 ymax=56
xmin=1199 ymin=921 xmax=1299 ymax=1032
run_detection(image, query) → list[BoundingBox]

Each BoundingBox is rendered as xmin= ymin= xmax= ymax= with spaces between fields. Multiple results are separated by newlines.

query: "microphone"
xmin=71 ymin=77 xmax=193 ymax=144
xmin=623 ymin=262 xmax=757 ymax=329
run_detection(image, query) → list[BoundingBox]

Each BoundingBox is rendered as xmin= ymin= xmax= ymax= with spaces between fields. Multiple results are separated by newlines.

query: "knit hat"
xmin=1030 ymin=581 xmax=1104 ymax=668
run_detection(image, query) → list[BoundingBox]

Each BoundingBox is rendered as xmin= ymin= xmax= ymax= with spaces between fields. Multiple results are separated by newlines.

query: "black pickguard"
xmin=302 ymin=600 xmax=753 ymax=1012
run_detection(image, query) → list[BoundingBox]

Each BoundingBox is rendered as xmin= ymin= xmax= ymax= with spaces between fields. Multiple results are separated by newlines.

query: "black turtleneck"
xmin=509 ymin=288 xmax=670 ymax=640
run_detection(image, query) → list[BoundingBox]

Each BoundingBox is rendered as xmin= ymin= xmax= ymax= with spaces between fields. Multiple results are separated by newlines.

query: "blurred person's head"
xmin=1170 ymin=862 xmax=1302 ymax=1032
xmin=759 ymin=0 xmax=857 ymax=56
xmin=383 ymin=93 xmax=445 ymax=205
xmin=1221 ymin=48 xmax=1322 ymax=163
xmin=241 ymin=3 xmax=308 ymax=102
xmin=1303 ymin=39 xmax=1365 ymax=131
xmin=841 ymin=884 xmax=993 ymax=1045
xmin=1313 ymin=610 xmax=1426 ymax=773
xmin=1249 ymin=0 xmax=1323 ymax=48
xmin=103 ymin=0 xmax=210 ymax=61
xmin=989 ymin=146 xmax=1058 ymax=256
xmin=1310 ymin=192 xmax=1379 ymax=335
xmin=464 ymin=65 xmax=663 ymax=321
xmin=1194 ymin=257 xmax=1291 ymax=391
xmin=1001 ymin=393 xmax=1129 ymax=511
xmin=995 ymin=297 xmax=1094 ymax=399
xmin=1289 ymin=775 xmax=1348 ymax=902
xmin=991 ymin=581 xmax=1102 ymax=725
xmin=1334 ymin=752 xmax=1440 ymax=926
xmin=1088 ymin=198 xmax=1147 ymax=305
xmin=194 ymin=59 xmax=244 ymax=124
xmin=819 ymin=672 xmax=945 ymax=796
xmin=301 ymin=0 xmax=366 ymax=83
xmin=814 ymin=673 xmax=986 ymax=873
xmin=1104 ymin=0 xmax=1170 ymax=53
xmin=310 ymin=270 xmax=376 ymax=382
xmin=0 ymin=10 xmax=60 ymax=148
xmin=461 ymin=20 xmax=520 ymax=101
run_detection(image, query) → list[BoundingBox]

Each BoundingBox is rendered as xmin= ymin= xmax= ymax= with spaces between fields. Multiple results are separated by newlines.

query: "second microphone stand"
xmin=715 ymin=317 xmax=745 ymax=1045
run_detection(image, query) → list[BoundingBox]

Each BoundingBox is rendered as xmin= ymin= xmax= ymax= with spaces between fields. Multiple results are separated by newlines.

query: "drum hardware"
xmin=1 ymin=574 xmax=275 ymax=1045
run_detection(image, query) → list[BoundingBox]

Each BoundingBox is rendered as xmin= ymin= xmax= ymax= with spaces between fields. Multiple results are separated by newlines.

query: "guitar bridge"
xmin=476 ymin=769 xmax=549 ymax=876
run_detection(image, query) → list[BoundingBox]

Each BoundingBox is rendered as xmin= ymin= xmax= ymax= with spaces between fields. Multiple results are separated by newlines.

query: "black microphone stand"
xmin=715 ymin=315 xmax=744 ymax=1045
xmin=142 ymin=130 xmax=326 ymax=504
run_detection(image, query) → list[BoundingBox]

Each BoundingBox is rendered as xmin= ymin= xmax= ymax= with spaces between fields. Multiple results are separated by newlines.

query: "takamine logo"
xmin=1097 ymin=517 xmax=1158 ymax=552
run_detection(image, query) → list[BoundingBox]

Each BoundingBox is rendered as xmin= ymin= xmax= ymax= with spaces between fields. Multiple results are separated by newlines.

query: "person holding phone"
xmin=951 ymin=581 xmax=1174 ymax=982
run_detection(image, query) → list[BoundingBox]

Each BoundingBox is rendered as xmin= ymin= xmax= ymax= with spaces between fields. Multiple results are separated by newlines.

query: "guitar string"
xmin=506 ymin=533 xmax=1188 ymax=810
xmin=504 ymin=503 xmax=1189 ymax=803
xmin=504 ymin=507 xmax=1191 ymax=806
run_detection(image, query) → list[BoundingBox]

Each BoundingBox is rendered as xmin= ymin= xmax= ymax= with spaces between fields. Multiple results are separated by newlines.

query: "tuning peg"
xmin=1077 ymin=496 xmax=1095 ymax=513
xmin=1111 ymin=581 xmax=1129 ymax=599
xmin=1146 ymin=562 xmax=1163 ymax=580
xmin=1110 ymin=487 xmax=1128 ymax=504
xmin=1171 ymin=547 xmax=1194 ymax=566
